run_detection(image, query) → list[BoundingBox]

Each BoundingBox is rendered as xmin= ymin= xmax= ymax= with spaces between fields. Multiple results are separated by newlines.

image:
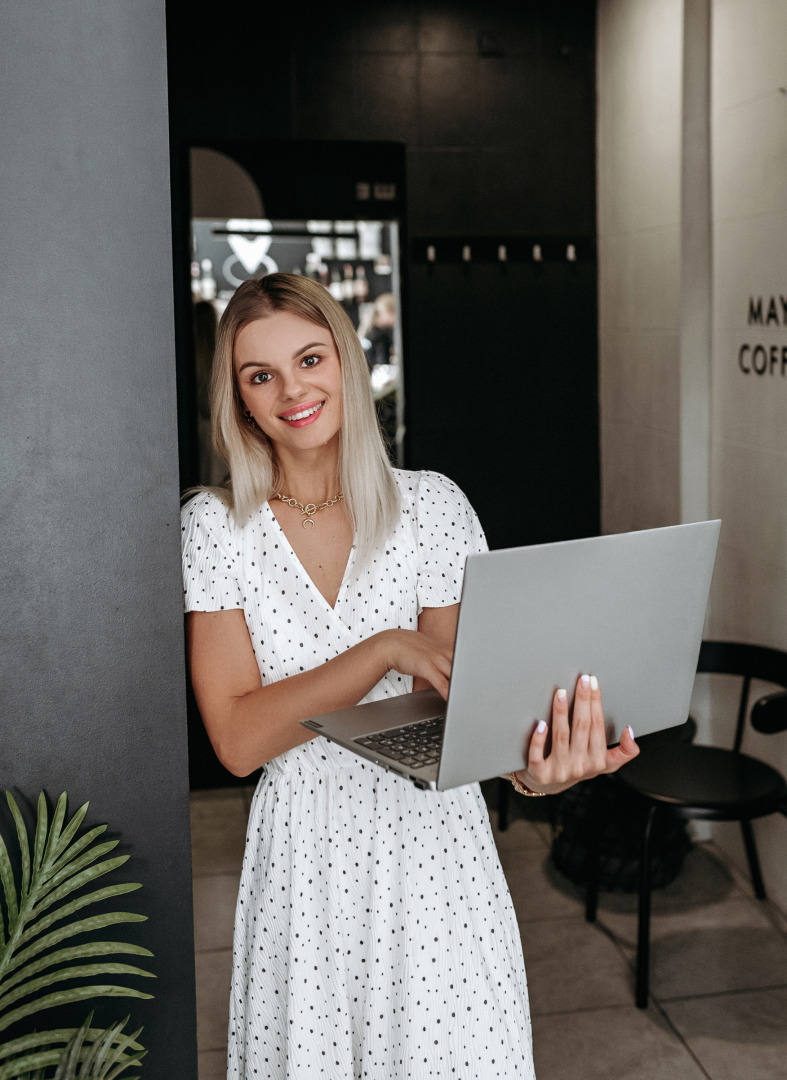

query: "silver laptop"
xmin=300 ymin=520 xmax=721 ymax=791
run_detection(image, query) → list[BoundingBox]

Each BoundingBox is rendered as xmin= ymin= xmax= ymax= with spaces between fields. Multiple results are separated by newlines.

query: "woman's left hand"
xmin=513 ymin=674 xmax=640 ymax=796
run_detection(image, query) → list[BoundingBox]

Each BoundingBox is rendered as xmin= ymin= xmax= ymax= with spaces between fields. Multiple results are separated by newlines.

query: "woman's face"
xmin=234 ymin=310 xmax=343 ymax=455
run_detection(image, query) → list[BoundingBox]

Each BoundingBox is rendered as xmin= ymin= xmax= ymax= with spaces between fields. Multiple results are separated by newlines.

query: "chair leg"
xmin=497 ymin=776 xmax=509 ymax=832
xmin=636 ymin=804 xmax=657 ymax=1009
xmin=740 ymin=818 xmax=766 ymax=900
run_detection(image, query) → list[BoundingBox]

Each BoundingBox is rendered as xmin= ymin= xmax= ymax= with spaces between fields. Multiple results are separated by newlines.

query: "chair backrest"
xmin=751 ymin=692 xmax=787 ymax=735
xmin=697 ymin=641 xmax=787 ymax=752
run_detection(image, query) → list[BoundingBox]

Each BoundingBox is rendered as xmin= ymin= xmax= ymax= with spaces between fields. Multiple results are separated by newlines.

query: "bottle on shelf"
xmin=341 ymin=263 xmax=355 ymax=302
xmin=329 ymin=269 xmax=344 ymax=302
xmin=200 ymin=258 xmax=217 ymax=301
xmin=305 ymin=252 xmax=321 ymax=280
xmin=353 ymin=264 xmax=369 ymax=302
xmin=191 ymin=260 xmax=202 ymax=301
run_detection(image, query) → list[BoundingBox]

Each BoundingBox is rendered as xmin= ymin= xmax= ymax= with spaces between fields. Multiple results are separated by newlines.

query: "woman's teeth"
xmin=282 ymin=402 xmax=323 ymax=422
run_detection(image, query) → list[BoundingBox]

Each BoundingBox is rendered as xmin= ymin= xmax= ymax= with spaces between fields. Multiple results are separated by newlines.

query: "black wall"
xmin=1 ymin=2 xmax=196 ymax=1072
xmin=167 ymin=0 xmax=599 ymax=550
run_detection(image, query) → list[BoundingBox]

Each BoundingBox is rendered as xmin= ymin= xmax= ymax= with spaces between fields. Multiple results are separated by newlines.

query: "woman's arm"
xmin=186 ymin=609 xmax=453 ymax=776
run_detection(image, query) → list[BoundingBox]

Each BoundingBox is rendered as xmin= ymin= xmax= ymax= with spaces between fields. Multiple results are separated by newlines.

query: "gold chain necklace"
xmin=274 ymin=490 xmax=344 ymax=529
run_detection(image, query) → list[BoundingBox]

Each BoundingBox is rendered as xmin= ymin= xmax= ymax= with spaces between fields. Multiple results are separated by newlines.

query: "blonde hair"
xmin=209 ymin=273 xmax=400 ymax=565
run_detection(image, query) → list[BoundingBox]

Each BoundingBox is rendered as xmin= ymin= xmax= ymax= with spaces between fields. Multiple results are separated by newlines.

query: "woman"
xmin=182 ymin=273 xmax=639 ymax=1078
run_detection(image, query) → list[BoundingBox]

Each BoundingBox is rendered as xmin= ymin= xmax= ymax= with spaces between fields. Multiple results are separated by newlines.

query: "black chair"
xmin=585 ymin=641 xmax=787 ymax=1008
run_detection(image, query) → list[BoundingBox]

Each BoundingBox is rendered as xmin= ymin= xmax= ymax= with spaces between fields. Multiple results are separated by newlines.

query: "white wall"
xmin=597 ymin=0 xmax=684 ymax=535
xmin=707 ymin=0 xmax=787 ymax=904
xmin=598 ymin=0 xmax=787 ymax=908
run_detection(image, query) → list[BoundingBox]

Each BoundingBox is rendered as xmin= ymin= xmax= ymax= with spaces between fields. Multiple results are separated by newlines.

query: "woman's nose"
xmin=279 ymin=368 xmax=308 ymax=399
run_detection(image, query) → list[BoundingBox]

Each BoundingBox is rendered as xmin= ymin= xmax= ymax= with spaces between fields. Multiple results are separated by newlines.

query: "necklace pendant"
xmin=274 ymin=489 xmax=344 ymax=528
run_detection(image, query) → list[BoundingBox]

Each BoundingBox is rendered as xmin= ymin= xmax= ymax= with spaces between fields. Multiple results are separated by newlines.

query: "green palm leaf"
xmin=80 ymin=1015 xmax=145 ymax=1080
xmin=0 ymin=983 xmax=154 ymax=1038
xmin=7 ymin=800 xmax=32 ymax=911
xmin=4 ymin=916 xmax=150 ymax=981
xmin=0 ymin=1012 xmax=146 ymax=1080
xmin=36 ymin=833 xmax=113 ymax=902
xmin=47 ymin=806 xmax=90 ymax=874
xmin=0 ymin=835 xmax=18 ymax=945
xmin=46 ymin=829 xmax=106 ymax=888
xmin=0 ymin=1025 xmax=143 ymax=1065
xmin=32 ymin=853 xmax=130 ymax=922
xmin=0 ymin=791 xmax=153 ymax=1066
xmin=16 ymin=890 xmax=145 ymax=951
xmin=2 ymin=943 xmax=153 ymax=995
xmin=0 ymin=962 xmax=155 ymax=1015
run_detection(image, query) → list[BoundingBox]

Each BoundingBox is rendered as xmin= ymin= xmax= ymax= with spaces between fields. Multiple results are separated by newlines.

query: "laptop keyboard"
xmin=355 ymin=715 xmax=445 ymax=768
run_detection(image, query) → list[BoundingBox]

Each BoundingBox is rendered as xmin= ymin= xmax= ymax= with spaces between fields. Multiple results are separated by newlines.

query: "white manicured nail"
xmin=537 ymin=720 xmax=547 ymax=734
xmin=556 ymin=688 xmax=567 ymax=702
xmin=580 ymin=674 xmax=590 ymax=689
xmin=589 ymin=675 xmax=599 ymax=691
xmin=626 ymin=724 xmax=635 ymax=740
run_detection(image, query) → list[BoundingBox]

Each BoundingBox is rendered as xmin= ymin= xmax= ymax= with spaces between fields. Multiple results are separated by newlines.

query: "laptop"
xmin=300 ymin=520 xmax=721 ymax=791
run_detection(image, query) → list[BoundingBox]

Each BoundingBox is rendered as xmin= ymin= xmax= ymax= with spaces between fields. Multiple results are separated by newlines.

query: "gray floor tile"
xmin=191 ymin=787 xmax=246 ymax=803
xmin=198 ymin=1049 xmax=228 ymax=1080
xmin=189 ymin=788 xmax=787 ymax=1073
xmin=195 ymin=949 xmax=233 ymax=1052
xmin=490 ymin=813 xmax=550 ymax=857
xmin=501 ymin=848 xmax=587 ymax=923
xmin=532 ymin=1004 xmax=708 ymax=1080
xmin=530 ymin=820 xmax=553 ymax=848
xmin=664 ymin=987 xmax=787 ymax=1080
xmin=193 ymin=873 xmax=239 ymax=953
xmin=590 ymin=843 xmax=741 ymax=918
xmin=241 ymin=783 xmax=258 ymax=814
xmin=522 ymin=918 xmax=634 ymax=1016
xmin=190 ymin=790 xmax=248 ymax=877
xmin=599 ymin=896 xmax=787 ymax=1001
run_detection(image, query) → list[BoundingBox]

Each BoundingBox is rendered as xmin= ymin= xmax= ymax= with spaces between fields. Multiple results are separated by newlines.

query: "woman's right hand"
xmin=188 ymin=606 xmax=458 ymax=776
xmin=375 ymin=627 xmax=454 ymax=700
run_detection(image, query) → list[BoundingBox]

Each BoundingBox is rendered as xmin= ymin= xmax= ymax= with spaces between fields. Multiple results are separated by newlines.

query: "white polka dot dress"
xmin=181 ymin=470 xmax=535 ymax=1079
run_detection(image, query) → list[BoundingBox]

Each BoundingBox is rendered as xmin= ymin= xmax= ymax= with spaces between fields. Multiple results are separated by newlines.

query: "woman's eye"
xmin=251 ymin=371 xmax=271 ymax=384
xmin=301 ymin=354 xmax=321 ymax=368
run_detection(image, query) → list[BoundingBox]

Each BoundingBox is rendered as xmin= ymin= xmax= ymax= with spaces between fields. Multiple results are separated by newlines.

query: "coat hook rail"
xmin=411 ymin=236 xmax=596 ymax=264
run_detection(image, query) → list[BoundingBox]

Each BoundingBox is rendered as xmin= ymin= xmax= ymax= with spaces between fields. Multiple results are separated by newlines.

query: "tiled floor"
xmin=191 ymin=783 xmax=787 ymax=1079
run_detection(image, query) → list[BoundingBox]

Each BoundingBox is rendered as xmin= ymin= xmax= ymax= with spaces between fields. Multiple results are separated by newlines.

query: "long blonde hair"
xmin=209 ymin=273 xmax=400 ymax=565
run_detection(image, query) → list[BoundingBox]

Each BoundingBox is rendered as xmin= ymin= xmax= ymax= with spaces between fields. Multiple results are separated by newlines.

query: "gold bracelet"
xmin=506 ymin=772 xmax=547 ymax=797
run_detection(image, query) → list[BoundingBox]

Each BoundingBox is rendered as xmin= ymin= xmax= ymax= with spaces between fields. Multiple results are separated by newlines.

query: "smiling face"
xmin=233 ymin=310 xmax=343 ymax=458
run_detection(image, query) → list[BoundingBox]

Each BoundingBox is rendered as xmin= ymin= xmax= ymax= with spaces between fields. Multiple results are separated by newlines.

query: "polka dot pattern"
xmin=181 ymin=470 xmax=534 ymax=1078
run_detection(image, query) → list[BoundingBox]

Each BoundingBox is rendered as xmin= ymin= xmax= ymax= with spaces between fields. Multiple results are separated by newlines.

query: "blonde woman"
xmin=181 ymin=273 xmax=639 ymax=1079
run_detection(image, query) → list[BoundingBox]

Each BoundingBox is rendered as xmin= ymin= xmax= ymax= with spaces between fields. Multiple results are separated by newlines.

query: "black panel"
xmin=405 ymin=256 xmax=599 ymax=549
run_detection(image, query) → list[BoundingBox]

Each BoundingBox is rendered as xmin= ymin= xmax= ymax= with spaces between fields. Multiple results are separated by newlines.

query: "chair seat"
xmin=618 ymin=743 xmax=787 ymax=821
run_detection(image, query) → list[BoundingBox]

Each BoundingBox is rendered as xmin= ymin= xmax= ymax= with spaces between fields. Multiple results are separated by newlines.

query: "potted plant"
xmin=0 ymin=792 xmax=155 ymax=1079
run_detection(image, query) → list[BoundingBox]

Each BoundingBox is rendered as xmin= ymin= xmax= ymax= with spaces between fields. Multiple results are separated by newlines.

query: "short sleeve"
xmin=181 ymin=491 xmax=244 ymax=613
xmin=414 ymin=471 xmax=488 ymax=609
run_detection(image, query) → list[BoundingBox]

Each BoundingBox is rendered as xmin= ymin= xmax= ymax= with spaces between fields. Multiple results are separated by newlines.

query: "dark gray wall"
xmin=1 ymin=1 xmax=196 ymax=1071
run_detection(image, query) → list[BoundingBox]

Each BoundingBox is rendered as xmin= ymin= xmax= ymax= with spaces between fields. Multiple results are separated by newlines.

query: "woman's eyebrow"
xmin=237 ymin=341 xmax=327 ymax=374
xmin=291 ymin=340 xmax=327 ymax=358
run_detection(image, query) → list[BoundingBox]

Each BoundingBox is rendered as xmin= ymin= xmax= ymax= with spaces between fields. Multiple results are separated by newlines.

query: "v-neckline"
xmin=263 ymin=500 xmax=355 ymax=614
